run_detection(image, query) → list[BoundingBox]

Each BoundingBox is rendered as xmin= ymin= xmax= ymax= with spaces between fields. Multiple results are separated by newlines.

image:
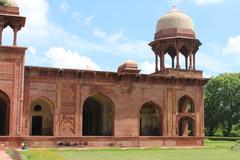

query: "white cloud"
xmin=93 ymin=28 xmax=107 ymax=38
xmin=60 ymin=1 xmax=69 ymax=12
xmin=140 ymin=61 xmax=155 ymax=74
xmin=197 ymin=52 xmax=229 ymax=73
xmin=28 ymin=46 xmax=37 ymax=55
xmin=85 ymin=15 xmax=94 ymax=26
xmin=106 ymin=30 xmax=124 ymax=43
xmin=222 ymin=35 xmax=240 ymax=54
xmin=45 ymin=47 xmax=100 ymax=70
xmin=93 ymin=28 xmax=124 ymax=43
xmin=72 ymin=11 xmax=81 ymax=20
xmin=16 ymin=0 xmax=152 ymax=69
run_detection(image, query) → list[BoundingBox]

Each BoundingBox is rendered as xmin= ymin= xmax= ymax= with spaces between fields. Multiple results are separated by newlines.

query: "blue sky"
xmin=8 ymin=0 xmax=240 ymax=77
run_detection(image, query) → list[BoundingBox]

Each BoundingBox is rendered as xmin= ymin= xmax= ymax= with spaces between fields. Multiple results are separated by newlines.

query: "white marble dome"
xmin=156 ymin=6 xmax=195 ymax=33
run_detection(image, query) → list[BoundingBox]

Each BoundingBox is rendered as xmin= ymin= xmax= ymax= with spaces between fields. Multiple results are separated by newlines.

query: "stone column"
xmin=171 ymin=56 xmax=175 ymax=69
xmin=160 ymin=50 xmax=165 ymax=70
xmin=183 ymin=119 xmax=189 ymax=136
xmin=185 ymin=55 xmax=188 ymax=70
xmin=193 ymin=53 xmax=196 ymax=70
xmin=176 ymin=47 xmax=180 ymax=69
xmin=0 ymin=23 xmax=4 ymax=45
xmin=13 ymin=27 xmax=18 ymax=46
xmin=155 ymin=53 xmax=159 ymax=72
xmin=189 ymin=52 xmax=193 ymax=70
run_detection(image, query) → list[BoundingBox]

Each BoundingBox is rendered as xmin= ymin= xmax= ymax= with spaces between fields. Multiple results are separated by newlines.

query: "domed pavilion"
xmin=149 ymin=6 xmax=201 ymax=72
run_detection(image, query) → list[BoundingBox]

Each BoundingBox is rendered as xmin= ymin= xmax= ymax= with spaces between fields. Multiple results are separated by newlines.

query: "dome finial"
xmin=171 ymin=5 xmax=178 ymax=12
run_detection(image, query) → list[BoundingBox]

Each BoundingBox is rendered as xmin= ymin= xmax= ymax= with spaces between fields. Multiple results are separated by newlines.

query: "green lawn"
xmin=10 ymin=140 xmax=240 ymax=160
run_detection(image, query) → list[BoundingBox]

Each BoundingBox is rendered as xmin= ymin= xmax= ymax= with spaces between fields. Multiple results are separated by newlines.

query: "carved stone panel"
xmin=60 ymin=115 xmax=75 ymax=136
xmin=61 ymin=82 xmax=76 ymax=115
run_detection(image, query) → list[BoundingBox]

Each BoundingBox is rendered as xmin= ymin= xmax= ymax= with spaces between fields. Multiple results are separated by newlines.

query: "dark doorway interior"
xmin=32 ymin=116 xmax=43 ymax=135
xmin=140 ymin=103 xmax=162 ymax=136
xmin=83 ymin=95 xmax=113 ymax=136
xmin=0 ymin=97 xmax=8 ymax=135
xmin=83 ymin=97 xmax=103 ymax=136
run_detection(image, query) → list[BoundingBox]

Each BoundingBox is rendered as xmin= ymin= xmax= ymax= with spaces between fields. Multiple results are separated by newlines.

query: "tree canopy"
xmin=0 ymin=0 xmax=10 ymax=6
xmin=205 ymin=73 xmax=240 ymax=137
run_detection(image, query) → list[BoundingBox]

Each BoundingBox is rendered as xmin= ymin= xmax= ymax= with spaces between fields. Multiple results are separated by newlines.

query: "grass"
xmin=10 ymin=140 xmax=240 ymax=160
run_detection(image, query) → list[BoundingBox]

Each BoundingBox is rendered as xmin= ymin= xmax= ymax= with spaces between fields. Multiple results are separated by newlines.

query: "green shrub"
xmin=213 ymin=128 xmax=224 ymax=137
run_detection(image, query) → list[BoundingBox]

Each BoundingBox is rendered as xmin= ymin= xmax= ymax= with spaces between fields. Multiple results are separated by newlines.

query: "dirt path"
xmin=0 ymin=150 xmax=13 ymax=160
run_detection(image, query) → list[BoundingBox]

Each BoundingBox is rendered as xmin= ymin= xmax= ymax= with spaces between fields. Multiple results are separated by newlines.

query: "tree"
xmin=0 ymin=0 xmax=7 ymax=6
xmin=205 ymin=73 xmax=240 ymax=137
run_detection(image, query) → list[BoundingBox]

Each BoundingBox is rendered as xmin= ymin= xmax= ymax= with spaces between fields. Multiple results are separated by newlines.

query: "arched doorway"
xmin=82 ymin=94 xmax=114 ymax=136
xmin=30 ymin=97 xmax=54 ymax=136
xmin=0 ymin=90 xmax=10 ymax=136
xmin=178 ymin=117 xmax=195 ymax=136
xmin=140 ymin=102 xmax=162 ymax=136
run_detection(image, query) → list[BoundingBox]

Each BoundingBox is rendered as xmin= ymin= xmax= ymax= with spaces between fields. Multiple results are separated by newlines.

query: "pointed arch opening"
xmin=0 ymin=90 xmax=10 ymax=136
xmin=178 ymin=117 xmax=195 ymax=136
xmin=165 ymin=46 xmax=176 ymax=69
xmin=140 ymin=102 xmax=162 ymax=136
xmin=180 ymin=46 xmax=190 ymax=70
xmin=82 ymin=93 xmax=114 ymax=136
xmin=30 ymin=97 xmax=54 ymax=136
xmin=178 ymin=95 xmax=195 ymax=113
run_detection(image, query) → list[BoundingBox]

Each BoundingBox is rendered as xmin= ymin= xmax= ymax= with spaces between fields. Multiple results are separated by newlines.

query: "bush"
xmin=230 ymin=124 xmax=240 ymax=137
xmin=213 ymin=128 xmax=224 ymax=137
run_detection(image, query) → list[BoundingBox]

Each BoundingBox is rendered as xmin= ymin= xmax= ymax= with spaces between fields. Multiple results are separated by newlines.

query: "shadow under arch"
xmin=140 ymin=101 xmax=163 ymax=136
xmin=82 ymin=93 xmax=114 ymax=136
xmin=178 ymin=95 xmax=195 ymax=113
xmin=0 ymin=89 xmax=10 ymax=136
xmin=30 ymin=96 xmax=54 ymax=136
xmin=178 ymin=116 xmax=195 ymax=136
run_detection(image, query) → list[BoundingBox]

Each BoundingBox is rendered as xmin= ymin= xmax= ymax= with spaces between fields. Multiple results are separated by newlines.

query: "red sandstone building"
xmin=0 ymin=1 xmax=208 ymax=147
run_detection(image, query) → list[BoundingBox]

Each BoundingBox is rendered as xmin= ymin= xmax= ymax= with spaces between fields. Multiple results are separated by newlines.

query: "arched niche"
xmin=178 ymin=117 xmax=195 ymax=136
xmin=0 ymin=90 xmax=10 ymax=136
xmin=178 ymin=95 xmax=195 ymax=113
xmin=30 ymin=97 xmax=54 ymax=136
xmin=140 ymin=102 xmax=162 ymax=136
xmin=82 ymin=93 xmax=114 ymax=136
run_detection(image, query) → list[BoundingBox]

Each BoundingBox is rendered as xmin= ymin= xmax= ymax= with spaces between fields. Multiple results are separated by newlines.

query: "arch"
xmin=140 ymin=101 xmax=163 ymax=136
xmin=30 ymin=97 xmax=54 ymax=136
xmin=0 ymin=90 xmax=10 ymax=136
xmin=178 ymin=95 xmax=195 ymax=113
xmin=165 ymin=46 xmax=176 ymax=68
xmin=2 ymin=26 xmax=14 ymax=46
xmin=82 ymin=93 xmax=114 ymax=136
xmin=180 ymin=45 xmax=190 ymax=69
xmin=178 ymin=117 xmax=195 ymax=136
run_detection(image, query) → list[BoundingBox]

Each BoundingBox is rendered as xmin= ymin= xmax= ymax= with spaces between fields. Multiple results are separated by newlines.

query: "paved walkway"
xmin=0 ymin=150 xmax=12 ymax=160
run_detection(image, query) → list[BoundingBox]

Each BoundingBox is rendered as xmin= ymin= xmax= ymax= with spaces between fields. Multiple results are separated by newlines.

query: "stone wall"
xmin=22 ymin=67 xmax=206 ymax=139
